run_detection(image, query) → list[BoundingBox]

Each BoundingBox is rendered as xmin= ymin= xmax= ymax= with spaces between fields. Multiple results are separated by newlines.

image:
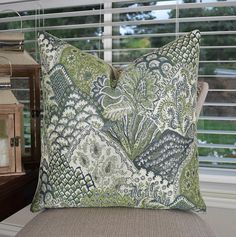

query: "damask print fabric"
xmin=31 ymin=30 xmax=206 ymax=212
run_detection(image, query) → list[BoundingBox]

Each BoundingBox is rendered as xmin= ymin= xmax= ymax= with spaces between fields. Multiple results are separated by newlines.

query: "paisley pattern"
xmin=31 ymin=30 xmax=206 ymax=212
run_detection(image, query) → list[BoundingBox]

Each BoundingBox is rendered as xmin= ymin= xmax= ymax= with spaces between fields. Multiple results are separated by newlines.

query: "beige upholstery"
xmin=16 ymin=208 xmax=215 ymax=237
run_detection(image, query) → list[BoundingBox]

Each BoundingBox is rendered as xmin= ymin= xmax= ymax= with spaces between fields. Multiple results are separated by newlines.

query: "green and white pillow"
xmin=31 ymin=30 xmax=206 ymax=212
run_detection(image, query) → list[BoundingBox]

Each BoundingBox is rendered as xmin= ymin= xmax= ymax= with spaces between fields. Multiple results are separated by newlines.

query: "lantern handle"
xmin=35 ymin=2 xmax=45 ymax=30
xmin=0 ymin=56 xmax=13 ymax=77
xmin=0 ymin=9 xmax=23 ymax=32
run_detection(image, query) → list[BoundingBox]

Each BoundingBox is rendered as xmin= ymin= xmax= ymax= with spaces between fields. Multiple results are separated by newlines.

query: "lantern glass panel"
xmin=0 ymin=117 xmax=9 ymax=167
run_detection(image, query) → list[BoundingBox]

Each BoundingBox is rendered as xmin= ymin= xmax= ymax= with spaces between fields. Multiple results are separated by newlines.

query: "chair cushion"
xmin=16 ymin=208 xmax=215 ymax=237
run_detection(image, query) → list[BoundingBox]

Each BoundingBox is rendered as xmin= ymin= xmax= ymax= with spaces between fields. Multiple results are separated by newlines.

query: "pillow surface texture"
xmin=31 ymin=30 xmax=206 ymax=212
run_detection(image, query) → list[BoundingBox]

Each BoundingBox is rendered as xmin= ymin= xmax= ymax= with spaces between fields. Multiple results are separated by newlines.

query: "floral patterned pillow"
xmin=31 ymin=30 xmax=206 ymax=212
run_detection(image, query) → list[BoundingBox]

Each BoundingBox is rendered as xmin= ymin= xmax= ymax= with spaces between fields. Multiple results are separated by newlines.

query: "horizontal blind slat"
xmin=204 ymin=103 xmax=236 ymax=107
xmin=199 ymin=156 xmax=236 ymax=164
xmin=209 ymin=89 xmax=236 ymax=92
xmin=198 ymin=143 xmax=236 ymax=149
xmin=3 ymin=29 xmax=236 ymax=38
xmin=2 ymin=16 xmax=236 ymax=33
xmin=112 ymin=60 xmax=236 ymax=64
xmin=112 ymin=61 xmax=236 ymax=67
xmin=199 ymin=116 xmax=236 ymax=121
xmin=197 ymin=130 xmax=236 ymax=135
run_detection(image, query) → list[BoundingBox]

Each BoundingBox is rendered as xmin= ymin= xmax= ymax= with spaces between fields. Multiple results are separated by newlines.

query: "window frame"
xmin=1 ymin=0 xmax=235 ymax=209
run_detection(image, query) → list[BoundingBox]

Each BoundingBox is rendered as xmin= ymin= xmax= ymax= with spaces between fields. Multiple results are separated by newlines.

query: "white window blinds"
xmin=0 ymin=0 xmax=235 ymax=167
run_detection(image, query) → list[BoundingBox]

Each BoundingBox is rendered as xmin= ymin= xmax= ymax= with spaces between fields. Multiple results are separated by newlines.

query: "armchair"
xmin=16 ymin=82 xmax=215 ymax=237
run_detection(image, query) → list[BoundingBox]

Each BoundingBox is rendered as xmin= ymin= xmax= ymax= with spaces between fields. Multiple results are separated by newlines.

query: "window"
xmin=0 ymin=0 xmax=235 ymax=168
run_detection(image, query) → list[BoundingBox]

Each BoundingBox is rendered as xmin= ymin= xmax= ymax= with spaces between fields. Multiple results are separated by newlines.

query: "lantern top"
xmin=0 ymin=32 xmax=24 ymax=42
xmin=0 ymin=90 xmax=18 ymax=105
xmin=0 ymin=50 xmax=38 ymax=65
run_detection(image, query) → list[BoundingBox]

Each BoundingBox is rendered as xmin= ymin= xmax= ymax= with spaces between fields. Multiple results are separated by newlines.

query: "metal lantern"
xmin=0 ymin=56 xmax=24 ymax=176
